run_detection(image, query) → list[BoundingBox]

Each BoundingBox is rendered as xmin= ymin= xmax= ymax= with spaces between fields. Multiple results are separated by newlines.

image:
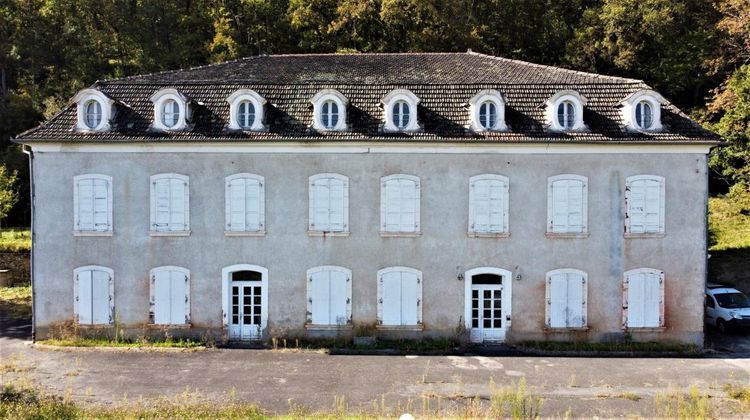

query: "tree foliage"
xmin=0 ymin=0 xmax=748 ymax=225
xmin=0 ymin=164 xmax=18 ymax=224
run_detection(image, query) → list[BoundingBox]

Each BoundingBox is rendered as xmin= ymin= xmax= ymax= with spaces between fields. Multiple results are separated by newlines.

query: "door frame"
xmin=222 ymin=264 xmax=268 ymax=339
xmin=464 ymin=267 xmax=512 ymax=343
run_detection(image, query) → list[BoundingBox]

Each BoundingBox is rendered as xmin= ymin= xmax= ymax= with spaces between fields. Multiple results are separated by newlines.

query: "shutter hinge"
xmin=151 ymin=275 xmax=155 ymax=283
xmin=185 ymin=275 xmax=188 ymax=282
xmin=417 ymin=278 xmax=420 ymax=284
xmin=346 ymin=277 xmax=350 ymax=282
xmin=309 ymin=277 xmax=313 ymax=282
xmin=379 ymin=298 xmax=383 ymax=303
xmin=346 ymin=298 xmax=350 ymax=304
xmin=185 ymin=296 xmax=188 ymax=303
xmin=582 ymin=278 xmax=586 ymax=284
xmin=417 ymin=299 xmax=421 ymax=306
xmin=308 ymin=298 xmax=312 ymax=304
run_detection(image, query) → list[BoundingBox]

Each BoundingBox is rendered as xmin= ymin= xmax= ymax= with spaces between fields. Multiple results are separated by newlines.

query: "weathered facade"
xmin=16 ymin=53 xmax=718 ymax=345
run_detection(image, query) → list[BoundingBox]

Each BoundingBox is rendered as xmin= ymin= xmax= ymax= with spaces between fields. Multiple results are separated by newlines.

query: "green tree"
xmin=0 ymin=164 xmax=18 ymax=225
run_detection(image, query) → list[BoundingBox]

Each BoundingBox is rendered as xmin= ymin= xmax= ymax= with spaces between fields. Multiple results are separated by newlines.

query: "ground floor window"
xmin=623 ymin=268 xmax=664 ymax=328
xmin=377 ymin=267 xmax=422 ymax=327
xmin=306 ymin=266 xmax=352 ymax=326
xmin=74 ymin=266 xmax=113 ymax=325
xmin=150 ymin=266 xmax=190 ymax=325
xmin=545 ymin=269 xmax=587 ymax=328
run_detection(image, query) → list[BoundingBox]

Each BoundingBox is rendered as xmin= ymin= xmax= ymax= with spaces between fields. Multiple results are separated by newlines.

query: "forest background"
xmin=0 ymin=0 xmax=747 ymax=232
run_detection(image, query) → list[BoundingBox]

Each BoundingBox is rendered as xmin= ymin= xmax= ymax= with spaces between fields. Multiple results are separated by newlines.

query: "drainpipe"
xmin=21 ymin=143 xmax=35 ymax=342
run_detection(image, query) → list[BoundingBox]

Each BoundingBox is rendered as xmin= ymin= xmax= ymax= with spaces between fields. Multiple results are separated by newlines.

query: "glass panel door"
xmin=229 ymin=281 xmax=262 ymax=340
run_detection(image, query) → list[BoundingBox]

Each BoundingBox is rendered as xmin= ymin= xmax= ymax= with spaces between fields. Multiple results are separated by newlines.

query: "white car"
xmin=705 ymin=284 xmax=750 ymax=333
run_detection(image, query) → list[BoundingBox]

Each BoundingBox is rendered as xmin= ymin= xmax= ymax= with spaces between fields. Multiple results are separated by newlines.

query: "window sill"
xmin=224 ymin=231 xmax=266 ymax=237
xmin=76 ymin=323 xmax=113 ymax=327
xmin=624 ymin=233 xmax=666 ymax=239
xmin=376 ymin=324 xmax=424 ymax=331
xmin=73 ymin=231 xmax=113 ymax=237
xmin=150 ymin=231 xmax=191 ymax=237
xmin=623 ymin=326 xmax=666 ymax=332
xmin=545 ymin=232 xmax=589 ymax=239
xmin=543 ymin=326 xmax=590 ymax=332
xmin=467 ymin=232 xmax=510 ymax=239
xmin=307 ymin=231 xmax=351 ymax=237
xmin=148 ymin=323 xmax=192 ymax=329
xmin=379 ymin=232 xmax=422 ymax=238
xmin=304 ymin=324 xmax=353 ymax=331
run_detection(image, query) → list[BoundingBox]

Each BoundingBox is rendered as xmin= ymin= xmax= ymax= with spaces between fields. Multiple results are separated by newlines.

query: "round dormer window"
xmin=392 ymin=100 xmax=411 ymax=129
xmin=635 ymin=101 xmax=653 ymax=129
xmin=557 ymin=100 xmax=576 ymax=129
xmin=162 ymin=99 xmax=180 ymax=128
xmin=84 ymin=100 xmax=102 ymax=129
xmin=321 ymin=100 xmax=339 ymax=129
xmin=479 ymin=101 xmax=498 ymax=129
xmin=237 ymin=100 xmax=256 ymax=129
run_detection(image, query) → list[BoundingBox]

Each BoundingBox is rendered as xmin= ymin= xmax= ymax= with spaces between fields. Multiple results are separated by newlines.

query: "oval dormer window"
xmin=479 ymin=101 xmax=497 ymax=130
xmin=162 ymin=99 xmax=180 ymax=128
xmin=635 ymin=101 xmax=653 ymax=129
xmin=321 ymin=100 xmax=339 ymax=129
xmin=557 ymin=101 xmax=576 ymax=130
xmin=237 ymin=100 xmax=256 ymax=129
xmin=84 ymin=100 xmax=103 ymax=129
xmin=393 ymin=100 xmax=410 ymax=129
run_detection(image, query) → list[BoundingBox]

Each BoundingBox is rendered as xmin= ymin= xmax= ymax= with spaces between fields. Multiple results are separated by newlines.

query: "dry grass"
xmin=654 ymin=386 xmax=714 ymax=419
xmin=0 ymin=284 xmax=31 ymax=318
xmin=0 ymin=228 xmax=30 ymax=252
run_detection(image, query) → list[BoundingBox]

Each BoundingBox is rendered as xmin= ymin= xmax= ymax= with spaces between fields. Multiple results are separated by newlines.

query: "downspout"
xmin=21 ymin=143 xmax=35 ymax=342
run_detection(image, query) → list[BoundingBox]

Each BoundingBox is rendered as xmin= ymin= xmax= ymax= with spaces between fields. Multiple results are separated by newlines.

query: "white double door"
xmin=470 ymin=284 xmax=506 ymax=343
xmin=228 ymin=281 xmax=263 ymax=340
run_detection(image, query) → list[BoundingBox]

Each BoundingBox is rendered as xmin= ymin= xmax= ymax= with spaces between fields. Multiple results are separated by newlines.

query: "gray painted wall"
xmin=31 ymin=151 xmax=708 ymax=344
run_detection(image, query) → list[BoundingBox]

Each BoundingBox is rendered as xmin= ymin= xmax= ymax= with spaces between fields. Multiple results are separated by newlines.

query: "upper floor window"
xmin=74 ymin=265 xmax=114 ymax=325
xmin=150 ymin=88 xmax=191 ymax=131
xmin=225 ymin=173 xmax=265 ymax=234
xmin=309 ymin=173 xmax=349 ymax=234
xmin=311 ymin=89 xmax=348 ymax=132
xmin=227 ymin=89 xmax=266 ymax=131
xmin=468 ymin=174 xmax=509 ymax=236
xmin=377 ymin=267 xmax=422 ymax=327
xmin=306 ymin=266 xmax=352 ymax=327
xmin=382 ymin=89 xmax=420 ymax=132
xmin=150 ymin=173 xmax=190 ymax=234
xmin=150 ymin=266 xmax=190 ymax=325
xmin=72 ymin=88 xmax=115 ymax=132
xmin=625 ymin=175 xmax=665 ymax=235
xmin=546 ymin=269 xmax=587 ymax=329
xmin=74 ymin=174 xmax=112 ymax=235
xmin=469 ymin=90 xmax=507 ymax=132
xmin=623 ymin=268 xmax=664 ymax=329
xmin=620 ymin=90 xmax=664 ymax=132
xmin=381 ymin=174 xmax=420 ymax=235
xmin=545 ymin=90 xmax=587 ymax=132
xmin=547 ymin=174 xmax=588 ymax=236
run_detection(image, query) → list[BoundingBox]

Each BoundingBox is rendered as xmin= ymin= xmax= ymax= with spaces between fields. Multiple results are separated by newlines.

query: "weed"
xmin=490 ymin=378 xmax=543 ymax=420
xmin=421 ymin=359 xmax=431 ymax=384
xmin=618 ymin=391 xmax=642 ymax=401
xmin=654 ymin=385 xmax=713 ymax=419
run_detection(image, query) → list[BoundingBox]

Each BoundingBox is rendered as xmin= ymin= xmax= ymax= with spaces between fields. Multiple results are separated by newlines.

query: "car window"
xmin=706 ymin=295 xmax=715 ymax=308
xmin=714 ymin=292 xmax=750 ymax=309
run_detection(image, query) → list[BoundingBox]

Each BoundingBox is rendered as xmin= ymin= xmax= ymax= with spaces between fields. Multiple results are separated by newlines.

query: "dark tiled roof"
xmin=16 ymin=52 xmax=718 ymax=143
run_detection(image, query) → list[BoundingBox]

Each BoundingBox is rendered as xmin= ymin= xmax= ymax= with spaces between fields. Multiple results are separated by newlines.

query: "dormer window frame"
xmin=545 ymin=90 xmax=587 ymax=132
xmin=382 ymin=89 xmax=421 ymax=133
xmin=469 ymin=89 xmax=508 ymax=132
xmin=226 ymin=89 xmax=267 ymax=131
xmin=72 ymin=89 xmax=115 ymax=132
xmin=310 ymin=89 xmax=349 ymax=132
xmin=620 ymin=90 xmax=665 ymax=132
xmin=150 ymin=88 xmax=191 ymax=131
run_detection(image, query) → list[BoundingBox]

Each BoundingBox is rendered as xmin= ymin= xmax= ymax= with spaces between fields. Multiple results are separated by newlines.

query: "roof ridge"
xmin=467 ymin=51 xmax=646 ymax=84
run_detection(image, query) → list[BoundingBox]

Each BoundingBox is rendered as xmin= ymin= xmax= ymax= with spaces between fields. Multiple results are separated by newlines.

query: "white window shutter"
xmin=473 ymin=180 xmax=490 ymax=232
xmin=91 ymin=270 xmax=111 ymax=324
xmin=566 ymin=274 xmax=585 ymax=327
xmin=328 ymin=179 xmax=345 ymax=231
xmin=627 ymin=273 xmax=645 ymax=328
xmin=643 ymin=272 xmax=661 ymax=327
xmin=567 ymin=181 xmax=584 ymax=233
xmin=381 ymin=272 xmax=402 ymax=325
xmin=229 ymin=178 xmax=247 ymax=231
xmin=329 ymin=270 xmax=348 ymax=325
xmin=400 ymin=180 xmax=417 ymax=232
xmin=153 ymin=270 xmax=171 ymax=324
xmin=77 ymin=271 xmax=93 ymax=324
xmin=384 ymin=180 xmax=401 ymax=232
xmin=548 ymin=273 xmax=567 ymax=328
xmin=92 ymin=178 xmax=109 ymax=231
xmin=310 ymin=271 xmax=331 ymax=325
xmin=644 ymin=181 xmax=661 ymax=233
xmin=551 ymin=181 xmax=569 ymax=233
xmin=77 ymin=179 xmax=94 ymax=231
xmin=488 ymin=181 xmax=504 ymax=232
xmin=400 ymin=272 xmax=419 ymax=326
xmin=628 ymin=181 xmax=647 ymax=233
xmin=154 ymin=179 xmax=170 ymax=231
xmin=246 ymin=179 xmax=262 ymax=231
xmin=169 ymin=178 xmax=186 ymax=231
xmin=170 ymin=270 xmax=187 ymax=324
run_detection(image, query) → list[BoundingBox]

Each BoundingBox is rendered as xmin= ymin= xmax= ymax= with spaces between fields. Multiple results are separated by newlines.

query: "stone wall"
xmin=0 ymin=252 xmax=30 ymax=285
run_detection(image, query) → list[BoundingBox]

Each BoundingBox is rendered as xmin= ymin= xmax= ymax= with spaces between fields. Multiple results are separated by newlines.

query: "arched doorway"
xmin=222 ymin=264 xmax=268 ymax=340
xmin=464 ymin=267 xmax=512 ymax=343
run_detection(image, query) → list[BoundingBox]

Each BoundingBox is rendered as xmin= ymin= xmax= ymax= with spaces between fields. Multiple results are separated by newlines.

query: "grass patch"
xmin=0 ymin=228 xmax=30 ymax=252
xmin=725 ymin=383 xmax=750 ymax=411
xmin=39 ymin=337 xmax=205 ymax=349
xmin=709 ymin=194 xmax=750 ymax=251
xmin=654 ymin=386 xmax=713 ymax=419
xmin=490 ymin=378 xmax=543 ymax=419
xmin=268 ymin=336 xmax=460 ymax=354
xmin=517 ymin=340 xmax=701 ymax=354
xmin=0 ymin=284 xmax=31 ymax=318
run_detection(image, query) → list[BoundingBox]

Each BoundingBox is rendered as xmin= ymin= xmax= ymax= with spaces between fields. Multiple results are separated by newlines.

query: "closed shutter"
xmin=245 ymin=179 xmax=262 ymax=231
xmin=153 ymin=270 xmax=171 ymax=324
xmin=77 ymin=270 xmax=93 ymax=324
xmin=329 ymin=270 xmax=348 ymax=325
xmin=227 ymin=177 xmax=262 ymax=232
xmin=400 ymin=272 xmax=419 ymax=326
xmin=328 ymin=179 xmax=346 ymax=232
xmin=384 ymin=180 xmax=402 ymax=232
xmin=310 ymin=271 xmax=331 ymax=325
xmin=566 ymin=274 xmax=585 ymax=327
xmin=551 ymin=181 xmax=569 ymax=232
xmin=643 ymin=272 xmax=661 ymax=327
xmin=91 ymin=270 xmax=111 ymax=324
xmin=628 ymin=178 xmax=663 ymax=234
xmin=548 ymin=273 xmax=567 ymax=328
xmin=229 ymin=178 xmax=248 ymax=231
xmin=170 ymin=271 xmax=187 ymax=324
xmin=154 ymin=179 xmax=171 ymax=231
xmin=169 ymin=178 xmax=186 ymax=231
xmin=628 ymin=181 xmax=647 ymax=233
xmin=77 ymin=179 xmax=94 ymax=231
xmin=551 ymin=179 xmax=584 ymax=233
xmin=92 ymin=178 xmax=109 ymax=231
xmin=381 ymin=271 xmax=402 ymax=325
xmin=383 ymin=178 xmax=417 ymax=233
xmin=643 ymin=181 xmax=662 ymax=233
xmin=627 ymin=273 xmax=645 ymax=328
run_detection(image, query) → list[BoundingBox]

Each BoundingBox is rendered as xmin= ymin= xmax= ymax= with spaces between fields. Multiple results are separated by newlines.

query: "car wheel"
xmin=717 ymin=319 xmax=727 ymax=334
